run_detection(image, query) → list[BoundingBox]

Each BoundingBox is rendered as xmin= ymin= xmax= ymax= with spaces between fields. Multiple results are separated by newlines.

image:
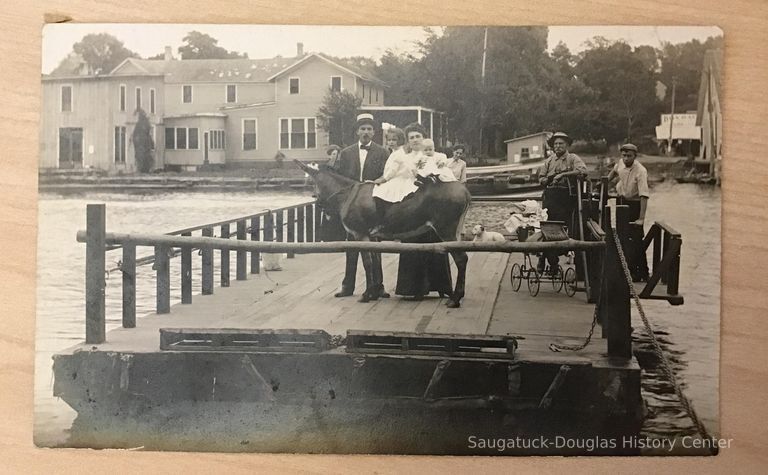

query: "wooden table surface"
xmin=2 ymin=1 xmax=767 ymax=472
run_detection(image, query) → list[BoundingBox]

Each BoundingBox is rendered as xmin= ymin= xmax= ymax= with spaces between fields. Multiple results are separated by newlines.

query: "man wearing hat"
xmin=536 ymin=132 xmax=587 ymax=274
xmin=334 ymin=113 xmax=390 ymax=301
xmin=607 ymin=143 xmax=650 ymax=281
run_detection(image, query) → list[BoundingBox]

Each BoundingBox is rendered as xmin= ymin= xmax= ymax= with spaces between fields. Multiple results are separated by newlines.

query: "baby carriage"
xmin=509 ymin=221 xmax=577 ymax=297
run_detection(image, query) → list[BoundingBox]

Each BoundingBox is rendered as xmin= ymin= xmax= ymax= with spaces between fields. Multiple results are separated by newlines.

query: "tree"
xmin=178 ymin=31 xmax=248 ymax=59
xmin=317 ymin=89 xmax=362 ymax=147
xmin=658 ymin=36 xmax=723 ymax=113
xmin=574 ymin=40 xmax=660 ymax=145
xmin=70 ymin=33 xmax=138 ymax=75
xmin=132 ymin=109 xmax=154 ymax=173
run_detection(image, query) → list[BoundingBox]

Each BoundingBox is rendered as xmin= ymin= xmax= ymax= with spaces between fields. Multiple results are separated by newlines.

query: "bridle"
xmin=316 ymin=183 xmax=356 ymax=211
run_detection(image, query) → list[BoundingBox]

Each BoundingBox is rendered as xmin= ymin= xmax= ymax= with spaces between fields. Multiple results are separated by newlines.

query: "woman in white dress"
xmin=371 ymin=123 xmax=428 ymax=203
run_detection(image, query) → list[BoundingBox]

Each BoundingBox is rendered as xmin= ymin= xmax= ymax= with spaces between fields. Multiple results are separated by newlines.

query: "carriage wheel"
xmin=527 ymin=269 xmax=540 ymax=297
xmin=510 ymin=263 xmax=522 ymax=291
xmin=553 ymin=265 xmax=564 ymax=293
xmin=564 ymin=267 xmax=577 ymax=297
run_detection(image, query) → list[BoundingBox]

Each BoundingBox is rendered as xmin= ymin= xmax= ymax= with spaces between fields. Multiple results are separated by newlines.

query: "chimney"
xmin=164 ymin=46 xmax=173 ymax=61
xmin=297 ymin=42 xmax=304 ymax=57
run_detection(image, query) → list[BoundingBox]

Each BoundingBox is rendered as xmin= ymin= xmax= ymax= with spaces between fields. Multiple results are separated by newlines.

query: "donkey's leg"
xmin=446 ymin=250 xmax=468 ymax=308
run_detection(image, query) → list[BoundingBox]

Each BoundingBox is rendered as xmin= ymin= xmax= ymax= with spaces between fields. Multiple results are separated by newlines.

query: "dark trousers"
xmin=540 ymin=186 xmax=575 ymax=271
xmin=618 ymin=198 xmax=650 ymax=281
xmin=340 ymin=234 xmax=384 ymax=292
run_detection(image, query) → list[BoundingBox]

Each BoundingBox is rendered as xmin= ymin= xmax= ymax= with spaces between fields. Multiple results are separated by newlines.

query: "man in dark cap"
xmin=607 ymin=143 xmax=650 ymax=281
xmin=334 ymin=113 xmax=390 ymax=301
xmin=536 ymin=132 xmax=588 ymax=275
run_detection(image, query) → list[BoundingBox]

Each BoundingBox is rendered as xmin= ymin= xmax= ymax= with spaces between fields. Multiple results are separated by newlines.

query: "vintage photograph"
xmin=36 ymin=24 xmax=722 ymax=455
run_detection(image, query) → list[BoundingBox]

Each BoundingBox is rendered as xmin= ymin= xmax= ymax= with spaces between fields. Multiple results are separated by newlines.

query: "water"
xmin=34 ymin=183 xmax=720 ymax=450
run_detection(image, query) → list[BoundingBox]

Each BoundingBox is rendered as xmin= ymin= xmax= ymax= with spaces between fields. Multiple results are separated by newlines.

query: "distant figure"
xmin=447 ymin=143 xmax=468 ymax=183
xmin=326 ymin=144 xmax=341 ymax=169
xmin=607 ymin=143 xmax=650 ymax=282
xmin=471 ymin=224 xmax=506 ymax=242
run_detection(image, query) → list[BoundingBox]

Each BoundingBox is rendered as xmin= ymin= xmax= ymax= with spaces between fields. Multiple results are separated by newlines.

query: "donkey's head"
xmin=294 ymin=160 xmax=357 ymax=212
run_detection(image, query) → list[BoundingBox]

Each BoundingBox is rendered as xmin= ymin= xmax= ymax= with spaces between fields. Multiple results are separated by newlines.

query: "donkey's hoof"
xmin=445 ymin=300 xmax=461 ymax=308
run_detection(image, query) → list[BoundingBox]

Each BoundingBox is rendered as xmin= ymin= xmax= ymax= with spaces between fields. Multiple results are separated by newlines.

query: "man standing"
xmin=607 ymin=143 xmax=650 ymax=282
xmin=335 ymin=113 xmax=390 ymax=301
xmin=537 ymin=132 xmax=587 ymax=274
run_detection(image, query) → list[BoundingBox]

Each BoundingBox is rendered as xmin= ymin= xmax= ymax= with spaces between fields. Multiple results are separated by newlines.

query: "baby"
xmin=417 ymin=139 xmax=458 ymax=183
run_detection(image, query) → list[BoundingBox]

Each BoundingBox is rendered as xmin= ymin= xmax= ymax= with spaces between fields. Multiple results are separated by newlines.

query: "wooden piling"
xmin=603 ymin=206 xmax=632 ymax=359
xmin=202 ymin=227 xmax=213 ymax=295
xmin=85 ymin=204 xmax=106 ymax=344
xmin=122 ymin=244 xmax=136 ymax=327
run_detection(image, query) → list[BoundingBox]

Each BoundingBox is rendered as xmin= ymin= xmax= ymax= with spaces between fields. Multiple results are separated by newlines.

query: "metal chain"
xmin=549 ymin=254 xmax=606 ymax=352
xmin=612 ymin=228 xmax=716 ymax=446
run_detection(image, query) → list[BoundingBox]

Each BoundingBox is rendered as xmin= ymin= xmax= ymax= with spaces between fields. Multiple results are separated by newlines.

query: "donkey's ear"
xmin=294 ymin=159 xmax=318 ymax=176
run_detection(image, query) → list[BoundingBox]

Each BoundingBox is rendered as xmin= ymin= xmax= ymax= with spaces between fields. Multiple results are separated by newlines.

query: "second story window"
xmin=119 ymin=85 xmax=126 ymax=112
xmin=289 ymin=78 xmax=300 ymax=94
xmin=182 ymin=85 xmax=193 ymax=104
xmin=61 ymin=85 xmax=72 ymax=112
xmin=135 ymin=87 xmax=142 ymax=111
xmin=150 ymin=88 xmax=156 ymax=114
xmin=226 ymin=84 xmax=237 ymax=103
xmin=331 ymin=76 xmax=341 ymax=92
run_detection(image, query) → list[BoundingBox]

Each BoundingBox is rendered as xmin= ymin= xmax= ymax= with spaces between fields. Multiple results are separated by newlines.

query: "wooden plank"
xmin=181 ymin=232 xmax=192 ymax=304
xmin=201 ymin=227 xmax=213 ymax=295
xmin=297 ymin=206 xmax=305 ymax=245
xmin=305 ymin=203 xmax=314 ymax=242
xmin=85 ymin=204 xmax=106 ymax=344
xmin=122 ymin=243 xmax=136 ymax=328
xmin=276 ymin=210 xmax=284 ymax=243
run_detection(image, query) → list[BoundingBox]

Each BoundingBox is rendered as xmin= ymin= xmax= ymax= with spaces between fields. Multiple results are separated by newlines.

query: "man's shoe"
xmin=334 ymin=289 xmax=354 ymax=298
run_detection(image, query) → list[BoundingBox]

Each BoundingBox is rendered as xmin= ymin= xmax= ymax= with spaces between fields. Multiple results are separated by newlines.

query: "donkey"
xmin=296 ymin=161 xmax=471 ymax=308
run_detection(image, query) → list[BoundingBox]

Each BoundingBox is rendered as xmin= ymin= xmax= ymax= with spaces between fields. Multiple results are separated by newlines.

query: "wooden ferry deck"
xmin=72 ymin=251 xmax=610 ymax=365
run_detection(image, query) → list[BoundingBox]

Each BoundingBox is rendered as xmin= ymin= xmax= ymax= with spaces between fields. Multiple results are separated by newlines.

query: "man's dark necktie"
xmin=360 ymin=144 xmax=371 ymax=151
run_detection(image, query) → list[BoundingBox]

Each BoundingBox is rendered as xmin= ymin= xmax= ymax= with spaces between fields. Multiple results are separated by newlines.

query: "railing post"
xmin=651 ymin=225 xmax=662 ymax=276
xmin=305 ymin=204 xmax=315 ymax=242
xmin=237 ymin=220 xmax=247 ymax=280
xmin=603 ymin=226 xmax=632 ymax=359
xmin=668 ymin=236 xmax=682 ymax=296
xmin=85 ymin=204 xmax=106 ymax=344
xmin=155 ymin=245 xmax=170 ymax=314
xmin=276 ymin=210 xmax=284 ymax=243
xmin=202 ymin=227 xmax=213 ymax=295
xmin=314 ymin=204 xmax=322 ymax=242
xmin=661 ymin=230 xmax=670 ymax=285
xmin=287 ymin=208 xmax=296 ymax=259
xmin=264 ymin=211 xmax=275 ymax=242
xmin=221 ymin=223 xmax=230 ymax=287
xmin=122 ymin=244 xmax=136 ymax=327
xmin=181 ymin=232 xmax=192 ymax=304
xmin=250 ymin=216 xmax=261 ymax=274
xmin=297 ymin=206 xmax=305 ymax=246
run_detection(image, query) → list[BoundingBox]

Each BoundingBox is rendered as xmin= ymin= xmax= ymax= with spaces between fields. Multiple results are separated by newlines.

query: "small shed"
xmin=504 ymin=132 xmax=551 ymax=164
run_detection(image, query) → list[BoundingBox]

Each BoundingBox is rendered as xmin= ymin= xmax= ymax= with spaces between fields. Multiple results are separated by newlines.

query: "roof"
xmin=266 ymin=53 xmax=385 ymax=85
xmin=696 ymin=49 xmax=723 ymax=126
xmin=111 ymin=57 xmax=298 ymax=83
xmin=504 ymin=131 xmax=551 ymax=143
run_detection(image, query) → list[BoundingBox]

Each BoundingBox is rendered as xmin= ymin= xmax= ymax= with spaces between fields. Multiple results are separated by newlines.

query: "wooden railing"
xmin=78 ymin=202 xmax=611 ymax=347
xmin=639 ymin=222 xmax=684 ymax=305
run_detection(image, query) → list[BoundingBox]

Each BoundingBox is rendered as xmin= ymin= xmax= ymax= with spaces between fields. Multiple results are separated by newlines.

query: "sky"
xmin=41 ymin=24 xmax=722 ymax=74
